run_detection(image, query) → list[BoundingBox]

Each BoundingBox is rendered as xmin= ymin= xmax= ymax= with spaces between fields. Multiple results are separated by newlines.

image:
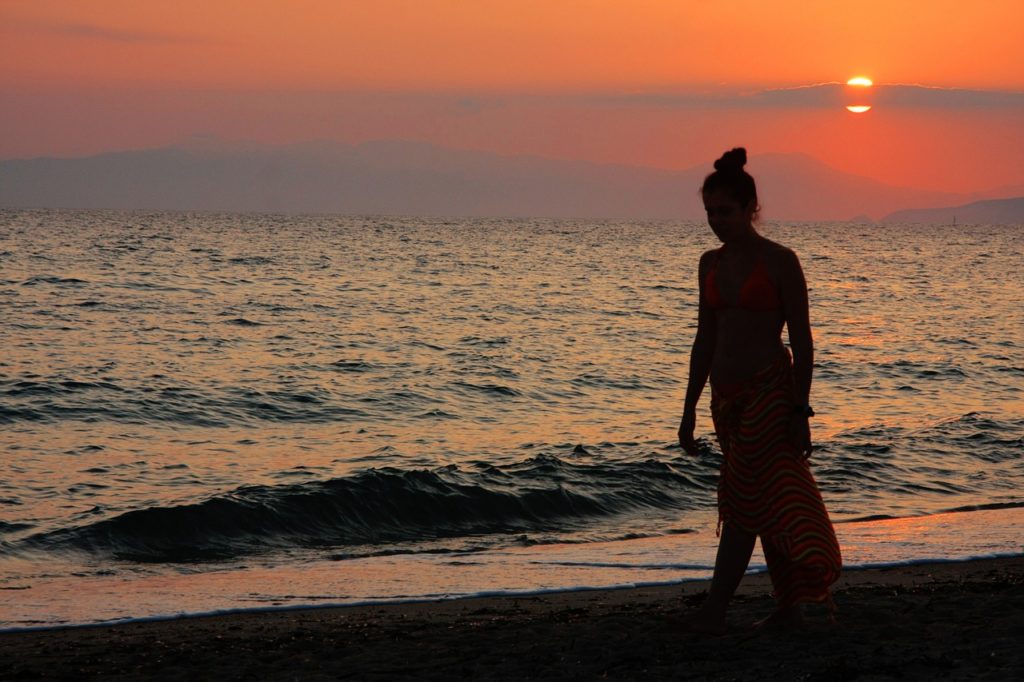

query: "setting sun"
xmin=845 ymin=76 xmax=874 ymax=113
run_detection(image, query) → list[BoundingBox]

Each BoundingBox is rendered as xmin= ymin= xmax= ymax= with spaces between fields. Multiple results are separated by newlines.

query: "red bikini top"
xmin=704 ymin=250 xmax=781 ymax=312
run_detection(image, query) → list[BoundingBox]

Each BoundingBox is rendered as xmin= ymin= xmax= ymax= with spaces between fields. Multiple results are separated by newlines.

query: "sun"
xmin=845 ymin=76 xmax=873 ymax=113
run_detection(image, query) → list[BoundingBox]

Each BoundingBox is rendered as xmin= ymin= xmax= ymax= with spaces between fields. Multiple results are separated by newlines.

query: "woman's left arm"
xmin=780 ymin=248 xmax=813 ymax=403
xmin=779 ymin=248 xmax=814 ymax=455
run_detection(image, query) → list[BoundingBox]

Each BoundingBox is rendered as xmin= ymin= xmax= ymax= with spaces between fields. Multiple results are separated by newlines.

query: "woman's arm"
xmin=679 ymin=251 xmax=718 ymax=455
xmin=779 ymin=248 xmax=813 ymax=403
xmin=779 ymin=248 xmax=814 ymax=455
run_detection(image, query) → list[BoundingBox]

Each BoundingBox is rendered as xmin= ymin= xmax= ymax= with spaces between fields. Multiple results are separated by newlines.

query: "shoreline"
xmin=2 ymin=555 xmax=1021 ymax=680
xmin=3 ymin=551 xmax=1022 ymax=636
xmin=6 ymin=506 xmax=1022 ymax=632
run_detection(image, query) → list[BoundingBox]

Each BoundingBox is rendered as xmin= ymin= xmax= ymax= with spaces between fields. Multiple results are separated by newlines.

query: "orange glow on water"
xmin=846 ymin=105 xmax=872 ymax=113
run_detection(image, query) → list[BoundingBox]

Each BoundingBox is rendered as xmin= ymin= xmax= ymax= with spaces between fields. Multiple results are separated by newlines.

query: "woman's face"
xmin=703 ymin=189 xmax=754 ymax=243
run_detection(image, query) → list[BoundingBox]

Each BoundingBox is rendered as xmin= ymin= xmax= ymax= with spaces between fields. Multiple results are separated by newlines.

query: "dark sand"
xmin=2 ymin=555 xmax=1022 ymax=680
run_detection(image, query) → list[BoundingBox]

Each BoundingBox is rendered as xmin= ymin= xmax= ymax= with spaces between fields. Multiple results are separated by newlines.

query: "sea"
xmin=1 ymin=208 xmax=1021 ymax=630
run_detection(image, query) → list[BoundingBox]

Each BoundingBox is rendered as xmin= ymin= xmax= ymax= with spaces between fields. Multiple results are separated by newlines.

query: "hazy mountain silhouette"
xmin=882 ymin=197 xmax=1024 ymax=224
xmin=977 ymin=182 xmax=1024 ymax=201
xmin=0 ymin=139 xmax=1004 ymax=221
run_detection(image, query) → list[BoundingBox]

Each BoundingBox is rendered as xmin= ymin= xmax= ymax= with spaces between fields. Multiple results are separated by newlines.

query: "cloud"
xmin=197 ymin=85 xmax=1020 ymax=118
xmin=575 ymin=83 xmax=1024 ymax=110
xmin=10 ymin=18 xmax=202 ymax=44
xmin=872 ymin=84 xmax=1024 ymax=108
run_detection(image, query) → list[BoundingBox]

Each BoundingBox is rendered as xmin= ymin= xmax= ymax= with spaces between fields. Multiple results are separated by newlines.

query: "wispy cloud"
xmin=9 ymin=18 xmax=202 ymax=44
xmin=872 ymin=84 xmax=1024 ymax=108
xmin=574 ymin=83 xmax=1024 ymax=109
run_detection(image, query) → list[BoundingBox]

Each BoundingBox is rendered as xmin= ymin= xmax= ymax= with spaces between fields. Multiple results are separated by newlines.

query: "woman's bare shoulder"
xmin=760 ymin=238 xmax=800 ymax=266
xmin=698 ymin=248 xmax=719 ymax=269
xmin=758 ymin=239 xmax=804 ymax=289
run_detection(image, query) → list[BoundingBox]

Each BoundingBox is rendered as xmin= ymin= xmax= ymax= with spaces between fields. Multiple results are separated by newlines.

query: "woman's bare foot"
xmin=753 ymin=605 xmax=804 ymax=631
xmin=674 ymin=606 xmax=728 ymax=636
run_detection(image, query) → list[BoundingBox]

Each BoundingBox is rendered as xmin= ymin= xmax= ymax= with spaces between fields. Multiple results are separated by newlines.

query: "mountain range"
xmin=880 ymin=197 xmax=1024 ymax=224
xmin=1 ymin=139 xmax=1021 ymax=222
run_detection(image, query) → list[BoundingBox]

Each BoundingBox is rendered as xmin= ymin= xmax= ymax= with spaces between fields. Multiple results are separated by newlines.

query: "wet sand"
xmin=1 ymin=555 xmax=1022 ymax=680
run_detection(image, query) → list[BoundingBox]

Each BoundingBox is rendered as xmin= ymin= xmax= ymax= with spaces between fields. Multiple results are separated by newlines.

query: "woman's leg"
xmin=685 ymin=523 xmax=756 ymax=633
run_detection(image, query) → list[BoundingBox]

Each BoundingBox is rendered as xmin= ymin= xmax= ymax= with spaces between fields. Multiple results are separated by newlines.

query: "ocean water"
xmin=0 ymin=209 xmax=1021 ymax=629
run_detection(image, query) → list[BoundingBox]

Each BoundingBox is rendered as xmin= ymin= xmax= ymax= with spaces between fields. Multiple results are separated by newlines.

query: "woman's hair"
xmin=701 ymin=147 xmax=759 ymax=214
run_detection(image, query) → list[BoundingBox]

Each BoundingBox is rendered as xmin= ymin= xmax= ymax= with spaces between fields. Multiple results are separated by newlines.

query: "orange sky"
xmin=2 ymin=0 xmax=1023 ymax=192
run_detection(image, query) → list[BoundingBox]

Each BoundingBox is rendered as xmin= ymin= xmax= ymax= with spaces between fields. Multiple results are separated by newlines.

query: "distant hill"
xmin=882 ymin=197 xmax=1024 ymax=224
xmin=0 ymin=139 xmax=998 ymax=221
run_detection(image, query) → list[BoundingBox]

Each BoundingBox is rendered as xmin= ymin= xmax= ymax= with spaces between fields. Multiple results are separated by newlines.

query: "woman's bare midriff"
xmin=710 ymin=309 xmax=787 ymax=385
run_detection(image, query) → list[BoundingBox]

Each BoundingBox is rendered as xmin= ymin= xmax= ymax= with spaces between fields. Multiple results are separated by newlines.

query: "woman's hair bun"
xmin=701 ymin=147 xmax=758 ymax=212
xmin=713 ymin=147 xmax=747 ymax=174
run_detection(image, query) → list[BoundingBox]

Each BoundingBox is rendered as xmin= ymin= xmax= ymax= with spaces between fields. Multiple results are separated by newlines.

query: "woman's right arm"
xmin=679 ymin=251 xmax=717 ymax=455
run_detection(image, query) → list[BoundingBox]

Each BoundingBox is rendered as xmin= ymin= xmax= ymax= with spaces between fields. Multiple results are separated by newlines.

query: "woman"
xmin=678 ymin=148 xmax=841 ymax=634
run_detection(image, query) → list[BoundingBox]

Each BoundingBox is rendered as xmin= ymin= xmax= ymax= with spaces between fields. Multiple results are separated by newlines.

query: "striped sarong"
xmin=711 ymin=351 xmax=842 ymax=609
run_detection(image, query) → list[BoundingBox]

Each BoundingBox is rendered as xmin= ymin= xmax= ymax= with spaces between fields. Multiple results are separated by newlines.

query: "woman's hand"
xmin=789 ymin=414 xmax=813 ymax=459
xmin=678 ymin=411 xmax=699 ymax=456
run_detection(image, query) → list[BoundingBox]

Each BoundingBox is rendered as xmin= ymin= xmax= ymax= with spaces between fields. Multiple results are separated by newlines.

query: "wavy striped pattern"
xmin=711 ymin=352 xmax=842 ymax=608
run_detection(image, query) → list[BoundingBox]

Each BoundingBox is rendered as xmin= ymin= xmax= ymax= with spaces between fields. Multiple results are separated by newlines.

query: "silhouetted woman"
xmin=678 ymin=148 xmax=841 ymax=633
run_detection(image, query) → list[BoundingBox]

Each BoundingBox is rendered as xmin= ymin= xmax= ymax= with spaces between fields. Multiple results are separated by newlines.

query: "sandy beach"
xmin=1 ymin=555 xmax=1021 ymax=680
